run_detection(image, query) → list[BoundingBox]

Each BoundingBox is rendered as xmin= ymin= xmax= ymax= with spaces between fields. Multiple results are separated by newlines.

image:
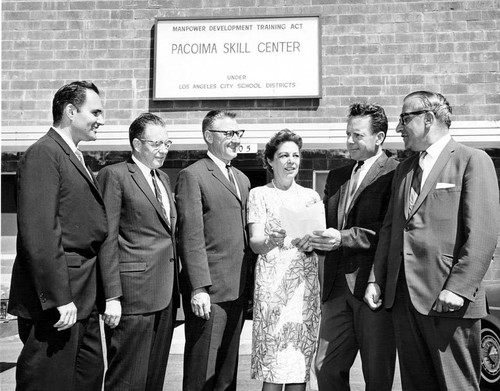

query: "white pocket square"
xmin=436 ymin=182 xmax=455 ymax=189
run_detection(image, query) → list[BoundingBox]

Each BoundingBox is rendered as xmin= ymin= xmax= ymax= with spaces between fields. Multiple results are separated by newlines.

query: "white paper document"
xmin=279 ymin=201 xmax=326 ymax=239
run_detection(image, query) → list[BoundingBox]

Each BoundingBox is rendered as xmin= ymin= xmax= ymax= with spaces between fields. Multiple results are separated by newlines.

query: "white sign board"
xmin=154 ymin=16 xmax=321 ymax=100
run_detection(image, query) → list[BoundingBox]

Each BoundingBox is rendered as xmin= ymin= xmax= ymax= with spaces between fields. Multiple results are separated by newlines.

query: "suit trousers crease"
xmin=104 ymin=300 xmax=176 ymax=391
xmin=394 ymin=263 xmax=481 ymax=391
xmin=16 ymin=308 xmax=103 ymax=391
xmin=315 ymin=277 xmax=396 ymax=391
xmin=182 ymin=296 xmax=245 ymax=391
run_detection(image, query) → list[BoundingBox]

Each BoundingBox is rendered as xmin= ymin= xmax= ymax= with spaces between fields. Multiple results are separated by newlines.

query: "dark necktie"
xmin=408 ymin=152 xmax=426 ymax=213
xmin=348 ymin=161 xmax=364 ymax=201
xmin=226 ymin=164 xmax=238 ymax=194
xmin=150 ymin=170 xmax=169 ymax=222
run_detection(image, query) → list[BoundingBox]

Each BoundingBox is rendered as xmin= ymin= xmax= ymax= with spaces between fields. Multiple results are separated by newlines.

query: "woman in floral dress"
xmin=248 ymin=129 xmax=321 ymax=391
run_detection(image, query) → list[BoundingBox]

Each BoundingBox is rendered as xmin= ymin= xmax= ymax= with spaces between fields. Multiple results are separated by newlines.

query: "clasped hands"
xmin=291 ymin=228 xmax=341 ymax=253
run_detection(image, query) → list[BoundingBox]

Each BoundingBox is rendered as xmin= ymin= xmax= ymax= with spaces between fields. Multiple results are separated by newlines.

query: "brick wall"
xmin=2 ymin=0 xmax=499 ymax=127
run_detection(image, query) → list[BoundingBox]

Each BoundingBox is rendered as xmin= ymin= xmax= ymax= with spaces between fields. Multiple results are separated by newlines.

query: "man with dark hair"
xmin=311 ymin=102 xmax=398 ymax=391
xmin=97 ymin=112 xmax=179 ymax=391
xmin=176 ymin=110 xmax=252 ymax=390
xmin=365 ymin=91 xmax=499 ymax=390
xmin=8 ymin=81 xmax=107 ymax=390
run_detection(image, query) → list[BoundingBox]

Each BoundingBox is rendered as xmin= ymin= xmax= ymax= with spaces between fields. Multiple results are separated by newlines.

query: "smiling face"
xmin=346 ymin=115 xmax=384 ymax=162
xmin=268 ymin=141 xmax=301 ymax=186
xmin=133 ymin=124 xmax=170 ymax=170
xmin=205 ymin=116 xmax=241 ymax=164
xmin=69 ymin=89 xmax=104 ymax=144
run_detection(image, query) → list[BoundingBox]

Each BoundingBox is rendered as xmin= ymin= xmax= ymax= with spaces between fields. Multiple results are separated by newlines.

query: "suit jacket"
xmin=8 ymin=128 xmax=108 ymax=321
xmin=374 ymin=139 xmax=499 ymax=318
xmin=97 ymin=159 xmax=179 ymax=315
xmin=175 ymin=156 xmax=252 ymax=303
xmin=321 ymin=153 xmax=398 ymax=301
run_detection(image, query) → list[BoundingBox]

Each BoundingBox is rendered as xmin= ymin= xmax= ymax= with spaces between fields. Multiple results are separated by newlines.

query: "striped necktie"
xmin=408 ymin=152 xmax=426 ymax=213
xmin=150 ymin=170 xmax=169 ymax=223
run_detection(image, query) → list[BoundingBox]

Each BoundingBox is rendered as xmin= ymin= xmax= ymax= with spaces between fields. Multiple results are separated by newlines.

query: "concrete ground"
xmin=0 ymin=318 xmax=403 ymax=391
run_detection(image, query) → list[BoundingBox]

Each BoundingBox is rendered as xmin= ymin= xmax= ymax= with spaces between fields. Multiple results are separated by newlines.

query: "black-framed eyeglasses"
xmin=207 ymin=129 xmax=245 ymax=139
xmin=399 ymin=110 xmax=431 ymax=125
xmin=139 ymin=139 xmax=173 ymax=149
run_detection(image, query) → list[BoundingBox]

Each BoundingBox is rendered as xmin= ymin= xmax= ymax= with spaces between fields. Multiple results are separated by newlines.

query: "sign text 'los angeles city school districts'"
xmin=154 ymin=16 xmax=321 ymax=100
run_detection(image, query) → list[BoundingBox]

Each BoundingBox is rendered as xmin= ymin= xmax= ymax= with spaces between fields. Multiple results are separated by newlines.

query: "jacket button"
xmin=170 ymin=258 xmax=175 ymax=263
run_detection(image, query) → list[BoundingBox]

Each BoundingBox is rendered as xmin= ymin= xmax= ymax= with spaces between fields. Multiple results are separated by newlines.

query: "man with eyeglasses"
xmin=97 ymin=112 xmax=179 ymax=390
xmin=175 ymin=110 xmax=252 ymax=390
xmin=365 ymin=91 xmax=499 ymax=390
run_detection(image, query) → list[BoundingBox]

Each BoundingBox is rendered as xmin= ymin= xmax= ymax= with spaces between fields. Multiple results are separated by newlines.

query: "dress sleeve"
xmin=248 ymin=187 xmax=266 ymax=224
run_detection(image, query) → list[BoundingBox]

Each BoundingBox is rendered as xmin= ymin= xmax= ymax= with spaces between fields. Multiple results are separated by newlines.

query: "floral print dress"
xmin=248 ymin=183 xmax=321 ymax=384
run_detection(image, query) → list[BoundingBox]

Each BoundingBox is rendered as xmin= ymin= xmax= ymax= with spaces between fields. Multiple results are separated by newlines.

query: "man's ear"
xmin=204 ymin=130 xmax=213 ymax=144
xmin=424 ymin=111 xmax=434 ymax=126
xmin=375 ymin=131 xmax=386 ymax=145
xmin=132 ymin=138 xmax=141 ymax=153
xmin=65 ymin=103 xmax=76 ymax=120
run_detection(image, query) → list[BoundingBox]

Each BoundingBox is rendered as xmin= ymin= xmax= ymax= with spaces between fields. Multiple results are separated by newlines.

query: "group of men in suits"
xmin=9 ymin=81 xmax=252 ymax=391
xmin=311 ymin=92 xmax=498 ymax=391
xmin=8 ymin=80 xmax=499 ymax=391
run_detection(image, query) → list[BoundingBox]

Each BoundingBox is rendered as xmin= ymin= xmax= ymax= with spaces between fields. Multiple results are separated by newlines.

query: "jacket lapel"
xmin=205 ymin=158 xmax=242 ymax=203
xmin=346 ymin=154 xmax=388 ymax=217
xmin=47 ymin=128 xmax=100 ymax=193
xmin=406 ymin=140 xmax=455 ymax=220
xmin=128 ymin=161 xmax=171 ymax=229
xmin=336 ymin=163 xmax=355 ymax=228
xmin=158 ymin=171 xmax=176 ymax=234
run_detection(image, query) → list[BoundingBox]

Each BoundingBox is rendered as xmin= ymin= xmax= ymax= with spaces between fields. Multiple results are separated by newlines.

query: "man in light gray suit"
xmin=176 ymin=110 xmax=253 ymax=391
xmin=365 ymin=91 xmax=499 ymax=390
xmin=97 ymin=113 xmax=179 ymax=391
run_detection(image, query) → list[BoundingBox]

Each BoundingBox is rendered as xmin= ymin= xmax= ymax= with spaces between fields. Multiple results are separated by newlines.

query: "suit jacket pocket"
xmin=441 ymin=254 xmax=454 ymax=270
xmin=65 ymin=253 xmax=82 ymax=268
xmin=120 ymin=262 xmax=147 ymax=273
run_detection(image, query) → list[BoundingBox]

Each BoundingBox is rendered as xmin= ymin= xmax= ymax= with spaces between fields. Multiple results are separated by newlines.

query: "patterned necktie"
xmin=150 ymin=170 xmax=169 ymax=222
xmin=226 ymin=164 xmax=238 ymax=194
xmin=408 ymin=151 xmax=426 ymax=213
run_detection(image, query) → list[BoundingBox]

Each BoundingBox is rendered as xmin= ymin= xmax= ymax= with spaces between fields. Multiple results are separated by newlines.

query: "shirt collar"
xmin=132 ymin=154 xmax=155 ymax=179
xmin=355 ymin=148 xmax=383 ymax=173
xmin=53 ymin=127 xmax=78 ymax=153
xmin=207 ymin=150 xmax=230 ymax=172
xmin=425 ymin=134 xmax=452 ymax=160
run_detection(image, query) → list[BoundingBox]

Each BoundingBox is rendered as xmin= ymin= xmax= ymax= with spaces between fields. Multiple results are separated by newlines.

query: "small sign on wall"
xmin=154 ymin=15 xmax=321 ymax=100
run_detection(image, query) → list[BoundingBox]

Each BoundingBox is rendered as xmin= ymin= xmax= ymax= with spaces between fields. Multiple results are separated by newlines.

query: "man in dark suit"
xmin=97 ymin=113 xmax=179 ymax=390
xmin=365 ymin=91 xmax=499 ymax=390
xmin=175 ymin=110 xmax=252 ymax=391
xmin=8 ymin=81 xmax=108 ymax=391
xmin=310 ymin=103 xmax=398 ymax=390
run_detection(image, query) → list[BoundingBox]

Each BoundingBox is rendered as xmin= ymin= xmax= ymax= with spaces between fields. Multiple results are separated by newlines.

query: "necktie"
xmin=150 ymin=170 xmax=169 ymax=223
xmin=346 ymin=161 xmax=364 ymax=209
xmin=226 ymin=164 xmax=238 ymax=194
xmin=74 ymin=149 xmax=94 ymax=182
xmin=344 ymin=161 xmax=364 ymax=292
xmin=408 ymin=151 xmax=426 ymax=213
xmin=343 ymin=161 xmax=364 ymax=228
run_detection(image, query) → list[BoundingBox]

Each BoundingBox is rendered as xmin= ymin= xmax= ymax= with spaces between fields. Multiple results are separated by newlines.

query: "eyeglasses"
xmin=139 ymin=139 xmax=173 ymax=149
xmin=399 ymin=110 xmax=431 ymax=125
xmin=207 ymin=129 xmax=245 ymax=139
